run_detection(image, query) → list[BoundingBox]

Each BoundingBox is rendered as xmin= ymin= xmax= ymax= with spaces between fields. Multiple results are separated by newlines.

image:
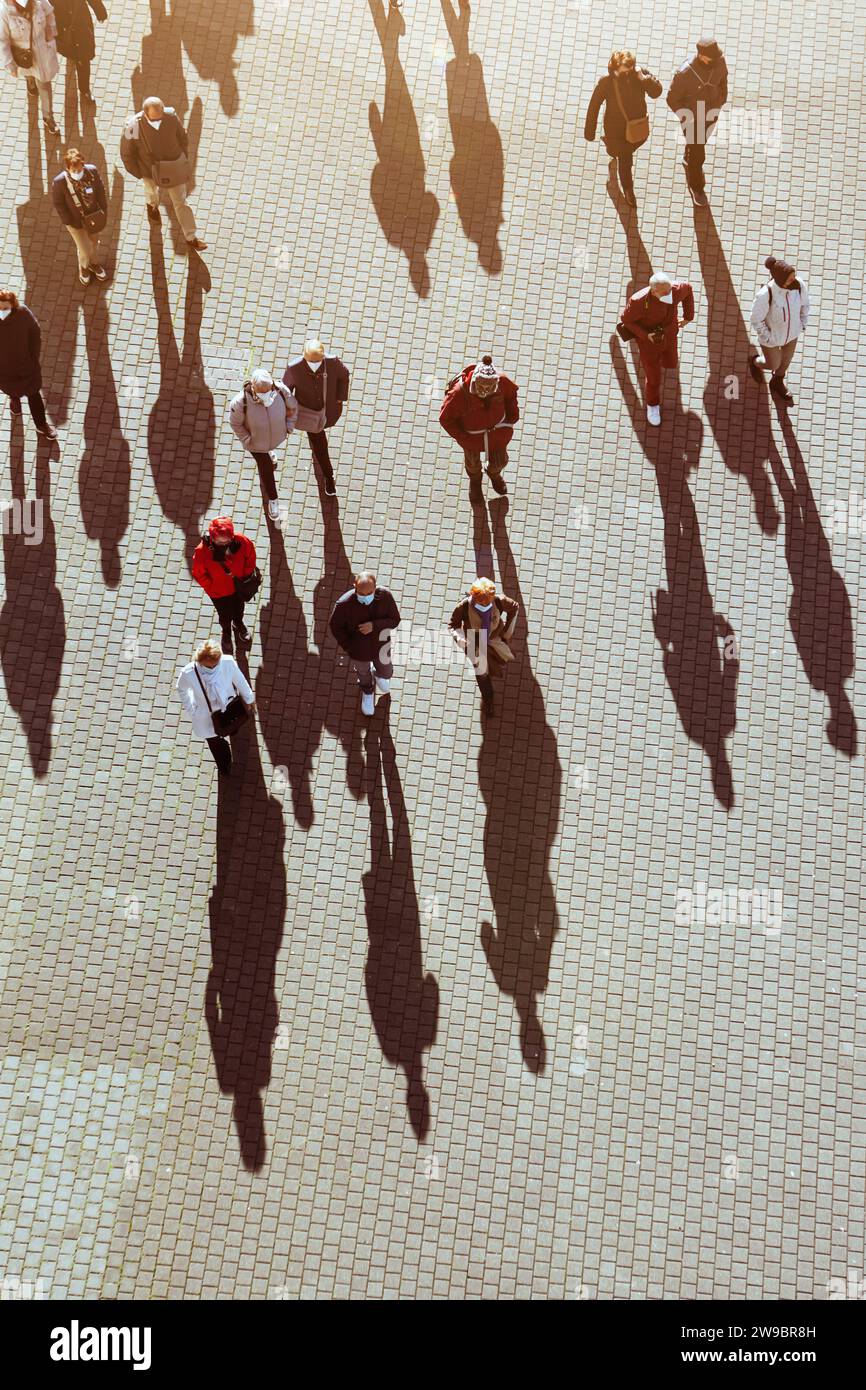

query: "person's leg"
xmin=66 ymin=225 xmax=93 ymax=276
xmin=485 ymin=447 xmax=508 ymax=494
xmin=775 ymin=338 xmax=799 ymax=380
xmin=308 ymin=430 xmax=335 ymax=488
xmin=252 ymin=451 xmax=278 ymax=502
xmin=757 ymin=344 xmax=780 ymax=374
xmin=212 ymin=595 xmax=235 ymax=652
xmin=167 ymin=184 xmax=198 ymax=242
xmin=475 ymin=671 xmax=495 ymax=709
xmin=77 ymin=58 xmax=92 ymax=100
xmin=8 ymin=395 xmax=22 ymax=416
xmin=371 ymin=644 xmax=394 ymax=691
xmin=769 ymin=341 xmax=797 ymax=402
xmin=349 ymin=657 xmax=375 ymax=692
xmin=640 ymin=347 xmax=662 ymax=407
xmin=36 ymin=80 xmax=54 ymax=121
xmin=464 ymin=449 xmax=483 ymax=501
xmin=617 ymin=147 xmax=635 ymax=196
xmin=142 ymin=176 xmax=161 ymax=222
xmin=206 ymin=736 xmax=232 ymax=776
xmin=26 ymin=392 xmax=48 ymax=430
xmin=230 ymin=592 xmax=250 ymax=643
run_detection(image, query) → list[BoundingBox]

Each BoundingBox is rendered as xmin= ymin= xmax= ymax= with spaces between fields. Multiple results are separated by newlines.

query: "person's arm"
xmin=92 ymin=168 xmax=108 ymax=214
xmin=176 ymin=670 xmax=198 ymax=721
xmin=279 ymin=384 xmax=298 ymax=431
xmin=622 ymin=295 xmax=652 ymax=345
xmin=717 ymin=63 xmax=728 ymax=108
xmin=175 ymin=113 xmax=189 ymax=156
xmin=25 ymin=308 xmax=42 ymax=361
xmin=439 ymin=388 xmax=473 ymax=449
xmin=191 ymin=547 xmax=211 ymax=592
xmin=583 ymin=78 xmax=605 ymax=141
xmin=120 ymin=123 xmax=142 ymax=178
xmin=239 ymin=535 xmax=256 ymax=574
xmin=750 ymin=287 xmax=772 ymax=344
xmin=228 ymin=393 xmax=252 ymax=448
xmin=228 ymin=659 xmax=255 ymax=708
xmin=640 ymin=69 xmax=663 ymax=99
xmin=504 ymin=381 xmax=520 ymax=425
xmin=42 ymin=0 xmax=57 ymax=43
xmin=448 ymin=602 xmax=468 ymax=651
xmin=678 ymin=283 xmax=695 ymax=325
xmin=666 ymin=69 xmax=687 ymax=113
xmin=374 ymin=591 xmax=401 ymax=636
xmin=51 ymin=175 xmax=72 ymax=224
xmin=335 ymin=358 xmax=350 ymax=401
xmin=329 ymin=599 xmax=351 ymax=653
xmin=799 ymin=282 xmax=810 ymax=332
xmin=499 ymin=597 xmax=519 ymax=637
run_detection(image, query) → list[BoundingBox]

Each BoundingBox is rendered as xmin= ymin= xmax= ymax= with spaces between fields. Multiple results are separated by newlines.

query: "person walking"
xmin=439 ymin=354 xmax=520 ymax=503
xmin=228 ymin=369 xmax=298 ymax=520
xmin=176 ymin=639 xmax=255 ymax=777
xmin=52 ymin=0 xmax=106 ymax=110
xmin=584 ymin=48 xmax=662 ymax=207
xmin=619 ymin=270 xmax=695 ymax=425
xmin=51 ymin=147 xmax=108 ymax=285
xmin=1 ymin=0 xmax=61 ymax=136
xmin=120 ymin=94 xmax=207 ymax=251
xmin=329 ymin=571 xmax=401 ymax=717
xmin=0 ymin=290 xmax=57 ymax=438
xmin=666 ymin=37 xmax=728 ymax=207
xmin=449 ymin=576 xmax=518 ymax=717
xmin=282 ymin=338 xmax=349 ymax=498
xmin=748 ymin=256 xmax=810 ymax=407
xmin=192 ymin=517 xmax=260 ymax=655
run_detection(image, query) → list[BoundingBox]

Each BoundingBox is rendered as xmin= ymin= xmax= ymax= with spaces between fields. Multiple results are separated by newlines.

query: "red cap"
xmin=209 ymin=516 xmax=234 ymax=540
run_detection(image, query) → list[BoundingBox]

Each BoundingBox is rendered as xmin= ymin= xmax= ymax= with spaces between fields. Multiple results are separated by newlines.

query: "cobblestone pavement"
xmin=1 ymin=0 xmax=864 ymax=1300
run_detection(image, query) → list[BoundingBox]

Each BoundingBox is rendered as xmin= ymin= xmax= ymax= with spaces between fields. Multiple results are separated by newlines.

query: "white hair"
xmin=250 ymin=369 xmax=273 ymax=388
xmin=142 ymin=95 xmax=164 ymax=114
xmin=304 ymin=338 xmax=325 ymax=357
xmin=649 ymin=272 xmax=673 ymax=289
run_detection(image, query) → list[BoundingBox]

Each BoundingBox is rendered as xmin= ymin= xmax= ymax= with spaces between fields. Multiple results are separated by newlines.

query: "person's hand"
xmin=358 ymin=622 xmax=373 ymax=635
xmin=244 ymin=700 xmax=256 ymax=712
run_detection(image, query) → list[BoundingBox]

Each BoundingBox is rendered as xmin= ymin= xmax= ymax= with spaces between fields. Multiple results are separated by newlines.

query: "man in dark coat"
xmin=666 ymin=37 xmax=728 ymax=206
xmin=0 ymin=290 xmax=56 ymax=438
xmin=52 ymin=0 xmax=106 ymax=107
xmin=120 ymin=94 xmax=207 ymax=249
xmin=329 ymin=571 xmax=401 ymax=716
xmin=584 ymin=49 xmax=662 ymax=205
xmin=282 ymin=338 xmax=349 ymax=497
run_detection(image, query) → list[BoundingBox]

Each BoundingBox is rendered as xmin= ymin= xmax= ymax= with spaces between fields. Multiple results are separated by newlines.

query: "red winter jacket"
xmin=621 ymin=282 xmax=695 ymax=353
xmin=439 ymin=365 xmax=520 ymax=452
xmin=192 ymin=534 xmax=257 ymax=599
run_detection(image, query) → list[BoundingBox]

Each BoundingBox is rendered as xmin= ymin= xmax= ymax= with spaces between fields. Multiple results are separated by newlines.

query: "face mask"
xmin=473 ymin=601 xmax=493 ymax=612
xmin=256 ymin=389 xmax=276 ymax=407
xmin=0 ymin=310 xmax=10 ymax=320
xmin=70 ymin=169 xmax=85 ymax=181
xmin=147 ymin=118 xmax=162 ymax=129
xmin=306 ymin=359 xmax=323 ymax=372
xmin=356 ymin=592 xmax=375 ymax=605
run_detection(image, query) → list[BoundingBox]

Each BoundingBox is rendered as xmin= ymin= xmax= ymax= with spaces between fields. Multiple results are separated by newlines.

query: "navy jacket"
xmin=51 ymin=165 xmax=107 ymax=227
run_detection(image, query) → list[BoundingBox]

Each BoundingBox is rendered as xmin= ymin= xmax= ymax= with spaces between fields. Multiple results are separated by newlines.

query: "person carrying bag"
xmin=51 ymin=146 xmax=108 ymax=284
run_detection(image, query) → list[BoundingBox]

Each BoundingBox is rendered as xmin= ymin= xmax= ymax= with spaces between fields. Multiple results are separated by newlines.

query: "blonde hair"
xmin=609 ymin=49 xmax=636 ymax=72
xmin=195 ymin=640 xmax=222 ymax=665
xmin=469 ymin=577 xmax=496 ymax=601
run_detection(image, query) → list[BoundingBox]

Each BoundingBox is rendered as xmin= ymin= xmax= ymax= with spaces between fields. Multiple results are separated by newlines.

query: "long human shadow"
xmin=64 ymin=104 xmax=130 ymax=588
xmin=172 ymin=0 xmax=255 ymax=118
xmin=206 ymin=660 xmax=287 ymax=1172
xmin=132 ymin=1 xmax=203 ymax=258
xmin=362 ymin=712 xmax=438 ymax=1140
xmin=0 ymin=427 xmax=65 ymax=779
xmin=693 ymin=208 xmax=780 ymax=536
xmin=147 ymin=237 xmax=214 ymax=572
xmin=368 ymin=0 xmax=440 ymax=297
xmin=610 ymin=199 xmax=739 ymax=808
xmin=470 ymin=501 xmax=562 ymax=1072
xmin=440 ymin=0 xmax=504 ymax=274
xmin=16 ymin=96 xmax=77 ymax=431
xmin=313 ymin=506 xmax=366 ymax=805
xmin=768 ymin=411 xmax=857 ymax=756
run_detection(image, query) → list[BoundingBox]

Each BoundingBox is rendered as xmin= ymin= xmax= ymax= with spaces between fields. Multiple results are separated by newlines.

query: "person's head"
xmin=354 ymin=570 xmax=376 ymax=599
xmin=469 ymin=577 xmax=496 ymax=608
xmin=470 ymin=354 xmax=499 ymax=398
xmin=695 ymin=37 xmax=722 ymax=65
xmin=649 ymin=272 xmax=674 ymax=302
xmin=250 ymin=368 xmax=275 ymax=399
xmin=195 ymin=639 xmax=222 ymax=669
xmin=0 ymin=289 xmax=19 ymax=316
xmin=142 ymin=96 xmax=165 ymax=121
xmin=208 ymin=516 xmax=235 ymax=546
xmin=765 ymin=255 xmax=798 ymax=290
xmin=609 ymin=49 xmax=636 ymax=78
xmin=64 ymin=147 xmax=86 ymax=175
xmin=304 ymin=338 xmax=325 ymax=364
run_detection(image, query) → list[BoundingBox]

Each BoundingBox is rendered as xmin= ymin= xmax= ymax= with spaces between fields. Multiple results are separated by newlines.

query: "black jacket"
xmin=51 ymin=165 xmax=107 ymax=227
xmin=667 ymin=56 xmax=728 ymax=143
xmin=120 ymin=109 xmax=188 ymax=180
xmin=53 ymin=0 xmax=106 ymax=62
xmin=0 ymin=304 xmax=42 ymax=397
xmin=584 ymin=69 xmax=662 ymax=155
xmin=329 ymin=587 xmax=401 ymax=662
xmin=282 ymin=354 xmax=350 ymax=429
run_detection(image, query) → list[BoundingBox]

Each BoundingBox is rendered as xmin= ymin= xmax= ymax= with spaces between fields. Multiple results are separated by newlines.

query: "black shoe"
xmin=748 ymin=355 xmax=766 ymax=385
xmin=469 ymin=480 xmax=483 ymax=504
xmin=770 ymin=376 xmax=794 ymax=406
xmin=147 ymin=204 xmax=161 ymax=224
xmin=323 ymin=474 xmax=337 ymax=497
xmin=486 ymin=469 xmax=507 ymax=495
xmin=221 ymin=631 xmax=233 ymax=655
xmin=35 ymin=423 xmax=58 ymax=440
xmin=233 ymin=622 xmax=252 ymax=647
xmin=9 ymin=398 xmax=22 ymax=416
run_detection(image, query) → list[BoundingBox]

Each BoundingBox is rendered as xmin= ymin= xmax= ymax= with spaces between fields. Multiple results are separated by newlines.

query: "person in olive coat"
xmin=52 ymin=0 xmax=106 ymax=108
xmin=584 ymin=48 xmax=662 ymax=206
xmin=0 ymin=290 xmax=57 ymax=438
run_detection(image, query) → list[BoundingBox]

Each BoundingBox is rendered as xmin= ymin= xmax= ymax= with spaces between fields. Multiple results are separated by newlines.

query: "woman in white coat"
xmin=176 ymin=640 xmax=255 ymax=777
xmin=749 ymin=255 xmax=810 ymax=407
xmin=1 ymin=0 xmax=61 ymax=136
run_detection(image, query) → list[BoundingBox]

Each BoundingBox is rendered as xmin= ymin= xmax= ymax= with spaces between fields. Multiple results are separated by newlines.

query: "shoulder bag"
xmin=618 ymin=296 xmax=673 ymax=344
xmin=64 ymin=170 xmax=107 ymax=236
xmin=10 ymin=8 xmax=34 ymax=67
xmin=611 ymin=75 xmax=650 ymax=147
xmin=138 ymin=114 xmax=191 ymax=189
xmin=293 ymin=360 xmax=328 ymax=432
xmin=215 ymin=543 xmax=262 ymax=603
xmin=194 ymin=666 xmax=249 ymax=738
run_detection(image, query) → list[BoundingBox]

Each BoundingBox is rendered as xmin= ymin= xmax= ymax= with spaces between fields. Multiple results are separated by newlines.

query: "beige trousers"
xmin=66 ymin=224 xmax=97 ymax=272
xmin=142 ymin=178 xmax=197 ymax=241
xmin=755 ymin=337 xmax=799 ymax=379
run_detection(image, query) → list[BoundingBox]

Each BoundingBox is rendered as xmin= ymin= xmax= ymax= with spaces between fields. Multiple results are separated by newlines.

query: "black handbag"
xmin=10 ymin=9 xmax=33 ymax=67
xmin=234 ymin=567 xmax=262 ymax=602
xmin=616 ymin=321 xmax=635 ymax=341
xmin=195 ymin=666 xmax=249 ymax=738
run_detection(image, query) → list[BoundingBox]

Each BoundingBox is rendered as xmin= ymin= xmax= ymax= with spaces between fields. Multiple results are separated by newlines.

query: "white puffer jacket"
xmin=750 ymin=278 xmax=810 ymax=348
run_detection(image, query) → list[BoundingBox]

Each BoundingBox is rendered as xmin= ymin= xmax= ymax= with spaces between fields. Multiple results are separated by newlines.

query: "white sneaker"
xmin=647 ymin=404 xmax=661 ymax=426
xmin=375 ymin=676 xmax=391 ymax=694
xmin=361 ymin=690 xmax=375 ymax=716
xmin=267 ymin=498 xmax=281 ymax=520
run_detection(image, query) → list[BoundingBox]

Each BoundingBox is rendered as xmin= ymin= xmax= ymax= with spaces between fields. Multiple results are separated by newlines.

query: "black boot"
xmin=221 ymin=629 xmax=233 ymax=654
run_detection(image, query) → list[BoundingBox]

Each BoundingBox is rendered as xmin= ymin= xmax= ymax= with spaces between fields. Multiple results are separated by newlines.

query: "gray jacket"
xmin=228 ymin=380 xmax=298 ymax=453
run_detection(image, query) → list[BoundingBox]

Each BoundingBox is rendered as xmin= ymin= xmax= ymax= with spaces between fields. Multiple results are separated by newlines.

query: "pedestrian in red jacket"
xmin=439 ymin=355 xmax=520 ymax=504
xmin=191 ymin=516 xmax=259 ymax=655
xmin=620 ymin=272 xmax=694 ymax=426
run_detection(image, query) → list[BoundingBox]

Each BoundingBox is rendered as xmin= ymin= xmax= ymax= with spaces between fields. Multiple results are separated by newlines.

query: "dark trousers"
xmin=9 ymin=391 xmax=48 ymax=429
xmin=308 ymin=430 xmax=334 ymax=483
xmin=206 ymin=735 xmax=232 ymax=775
xmin=252 ymin=451 xmax=278 ymax=501
xmin=476 ymin=672 xmax=494 ymax=703
xmin=683 ymin=143 xmax=706 ymax=190
xmin=212 ymin=591 xmax=246 ymax=634
xmin=616 ymin=148 xmax=634 ymax=193
xmin=349 ymin=653 xmax=393 ymax=692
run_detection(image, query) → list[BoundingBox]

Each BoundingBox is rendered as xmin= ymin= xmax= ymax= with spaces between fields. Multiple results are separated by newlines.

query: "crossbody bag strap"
xmin=194 ymin=666 xmax=214 ymax=713
xmin=64 ymin=169 xmax=89 ymax=215
xmin=611 ymin=75 xmax=629 ymax=122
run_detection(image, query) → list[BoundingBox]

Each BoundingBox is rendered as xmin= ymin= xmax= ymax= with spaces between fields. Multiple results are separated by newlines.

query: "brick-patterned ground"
xmin=0 ymin=0 xmax=864 ymax=1299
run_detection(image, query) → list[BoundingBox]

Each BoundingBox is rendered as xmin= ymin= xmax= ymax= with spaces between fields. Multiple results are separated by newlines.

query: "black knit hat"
xmin=696 ymin=37 xmax=722 ymax=59
xmin=765 ymin=255 xmax=797 ymax=287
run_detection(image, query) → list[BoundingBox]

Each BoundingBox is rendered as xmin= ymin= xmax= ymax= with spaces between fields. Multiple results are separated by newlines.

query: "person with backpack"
xmin=119 ymin=94 xmax=207 ymax=250
xmin=748 ymin=256 xmax=810 ymax=407
xmin=228 ymin=369 xmax=299 ymax=520
xmin=666 ymin=37 xmax=728 ymax=206
xmin=191 ymin=517 xmax=260 ymax=655
xmin=1 ymin=0 xmax=61 ymax=137
xmin=584 ymin=48 xmax=662 ymax=207
xmin=619 ymin=270 xmax=695 ymax=426
xmin=51 ymin=146 xmax=108 ymax=285
xmin=449 ymin=577 xmax=519 ymax=718
xmin=439 ymin=355 xmax=520 ymax=503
